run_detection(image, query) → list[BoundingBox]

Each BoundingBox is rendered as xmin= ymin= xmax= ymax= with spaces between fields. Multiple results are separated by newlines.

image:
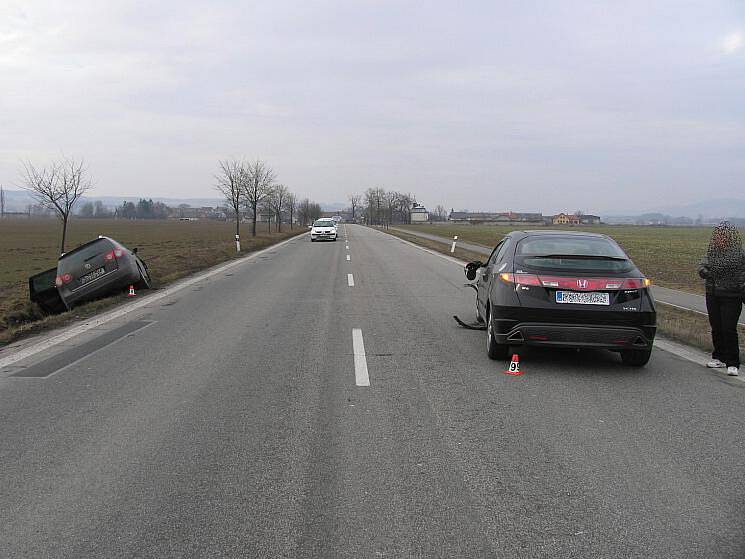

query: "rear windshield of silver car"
xmin=515 ymin=236 xmax=633 ymax=272
xmin=58 ymin=239 xmax=115 ymax=274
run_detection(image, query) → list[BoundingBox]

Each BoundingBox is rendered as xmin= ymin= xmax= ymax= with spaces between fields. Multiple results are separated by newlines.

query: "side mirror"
xmin=132 ymin=247 xmax=138 ymax=255
xmin=308 ymin=225 xmax=313 ymax=229
xmin=464 ymin=260 xmax=485 ymax=281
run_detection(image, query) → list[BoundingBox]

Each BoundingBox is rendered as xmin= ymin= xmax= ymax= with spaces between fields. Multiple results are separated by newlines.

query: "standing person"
xmin=698 ymin=222 xmax=745 ymax=376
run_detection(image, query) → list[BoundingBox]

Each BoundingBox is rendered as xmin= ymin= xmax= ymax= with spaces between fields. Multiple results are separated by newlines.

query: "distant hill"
xmin=1 ymin=189 xmax=348 ymax=213
xmin=605 ymin=198 xmax=745 ymax=220
xmin=0 ymin=189 xmax=225 ymax=212
xmin=649 ymin=198 xmax=745 ymax=219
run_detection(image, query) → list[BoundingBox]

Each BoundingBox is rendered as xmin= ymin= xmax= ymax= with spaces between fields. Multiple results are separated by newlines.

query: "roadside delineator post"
xmin=128 ymin=285 xmax=136 ymax=297
xmin=504 ymin=354 xmax=523 ymax=376
xmin=450 ymin=235 xmax=458 ymax=253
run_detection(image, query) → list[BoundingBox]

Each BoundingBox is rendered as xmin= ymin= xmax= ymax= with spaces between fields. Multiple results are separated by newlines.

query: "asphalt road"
xmin=390 ymin=225 xmax=745 ymax=325
xmin=1 ymin=224 xmax=744 ymax=558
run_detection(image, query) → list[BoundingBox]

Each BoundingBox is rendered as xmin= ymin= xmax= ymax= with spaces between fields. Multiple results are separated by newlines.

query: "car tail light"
xmin=499 ymin=273 xmax=542 ymax=286
xmin=104 ymin=249 xmax=123 ymax=261
xmin=55 ymin=273 xmax=72 ymax=287
xmin=621 ymin=278 xmax=652 ymax=289
xmin=501 ymin=274 xmax=652 ymax=290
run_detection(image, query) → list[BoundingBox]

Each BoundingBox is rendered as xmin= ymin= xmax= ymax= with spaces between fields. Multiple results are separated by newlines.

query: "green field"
xmin=0 ymin=218 xmax=303 ymax=345
xmin=398 ymin=223 xmax=734 ymax=295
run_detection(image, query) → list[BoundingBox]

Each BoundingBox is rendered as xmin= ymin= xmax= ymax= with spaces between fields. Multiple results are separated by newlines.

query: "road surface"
xmin=1 ymin=224 xmax=744 ymax=558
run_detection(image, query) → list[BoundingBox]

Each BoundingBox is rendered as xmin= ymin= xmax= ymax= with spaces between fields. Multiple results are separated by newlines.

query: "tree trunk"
xmin=252 ymin=206 xmax=257 ymax=236
xmin=60 ymin=214 xmax=68 ymax=255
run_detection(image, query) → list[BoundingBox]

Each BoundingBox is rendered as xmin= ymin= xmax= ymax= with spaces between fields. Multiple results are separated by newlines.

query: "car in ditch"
xmin=310 ymin=219 xmax=338 ymax=242
xmin=29 ymin=236 xmax=151 ymax=312
xmin=464 ymin=230 xmax=656 ymax=366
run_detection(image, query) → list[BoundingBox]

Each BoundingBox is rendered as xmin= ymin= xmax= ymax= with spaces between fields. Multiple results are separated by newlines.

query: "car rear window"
xmin=58 ymin=239 xmax=114 ymax=273
xmin=515 ymin=236 xmax=633 ymax=272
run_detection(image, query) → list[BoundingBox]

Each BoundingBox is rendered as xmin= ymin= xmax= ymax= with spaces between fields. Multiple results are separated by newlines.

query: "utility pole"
xmin=0 ymin=184 xmax=5 ymax=218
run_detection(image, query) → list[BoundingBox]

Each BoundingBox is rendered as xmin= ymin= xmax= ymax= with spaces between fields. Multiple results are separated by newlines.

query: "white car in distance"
xmin=310 ymin=219 xmax=338 ymax=242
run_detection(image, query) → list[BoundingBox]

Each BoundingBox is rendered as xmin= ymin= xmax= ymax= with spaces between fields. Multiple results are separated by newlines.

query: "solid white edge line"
xmin=0 ymin=233 xmax=306 ymax=369
xmin=352 ymin=327 xmax=370 ymax=386
xmin=347 ymin=273 xmax=355 ymax=287
xmin=371 ymin=227 xmax=744 ymax=377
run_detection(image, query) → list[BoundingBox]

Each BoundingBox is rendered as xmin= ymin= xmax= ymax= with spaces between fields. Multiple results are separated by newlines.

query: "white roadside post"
xmin=450 ymin=235 xmax=458 ymax=253
xmin=235 ymin=234 xmax=241 ymax=253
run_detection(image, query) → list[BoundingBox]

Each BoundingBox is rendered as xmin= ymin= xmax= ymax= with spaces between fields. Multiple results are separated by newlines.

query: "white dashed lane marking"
xmin=347 ymin=274 xmax=355 ymax=287
xmin=352 ymin=328 xmax=370 ymax=386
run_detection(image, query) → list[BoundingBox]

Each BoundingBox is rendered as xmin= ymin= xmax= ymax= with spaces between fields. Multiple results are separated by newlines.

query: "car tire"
xmin=486 ymin=307 xmax=509 ymax=360
xmin=620 ymin=347 xmax=652 ymax=367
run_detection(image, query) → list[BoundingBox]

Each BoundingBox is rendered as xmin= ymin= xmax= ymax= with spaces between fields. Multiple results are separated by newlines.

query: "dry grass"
xmin=397 ymin=223 xmax=741 ymax=295
xmin=0 ymin=218 xmax=304 ymax=346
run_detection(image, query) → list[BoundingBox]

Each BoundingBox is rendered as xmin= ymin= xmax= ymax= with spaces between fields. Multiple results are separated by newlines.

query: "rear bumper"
xmin=492 ymin=317 xmax=656 ymax=350
xmin=59 ymin=265 xmax=137 ymax=309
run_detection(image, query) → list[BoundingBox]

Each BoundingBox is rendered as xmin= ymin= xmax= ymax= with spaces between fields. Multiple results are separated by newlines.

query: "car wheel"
xmin=486 ymin=307 xmax=509 ymax=360
xmin=620 ymin=347 xmax=652 ymax=367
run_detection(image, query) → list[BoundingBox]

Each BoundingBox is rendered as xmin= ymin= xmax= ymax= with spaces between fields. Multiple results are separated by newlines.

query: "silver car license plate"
xmin=555 ymin=291 xmax=610 ymax=305
xmin=79 ymin=267 xmax=105 ymax=285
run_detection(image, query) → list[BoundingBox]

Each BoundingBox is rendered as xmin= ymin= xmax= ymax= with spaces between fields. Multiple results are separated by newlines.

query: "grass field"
xmin=0 ymin=218 xmax=304 ymax=345
xmin=397 ymin=223 xmax=741 ymax=295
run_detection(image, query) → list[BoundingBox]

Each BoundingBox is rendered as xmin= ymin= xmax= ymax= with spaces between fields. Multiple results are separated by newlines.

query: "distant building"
xmin=552 ymin=213 xmax=581 ymax=225
xmin=579 ymin=214 xmax=601 ymax=225
xmin=411 ymin=204 xmax=429 ymax=222
xmin=449 ymin=211 xmax=545 ymax=224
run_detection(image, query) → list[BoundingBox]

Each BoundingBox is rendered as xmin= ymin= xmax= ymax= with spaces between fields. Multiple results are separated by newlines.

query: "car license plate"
xmin=79 ymin=267 xmax=105 ymax=285
xmin=555 ymin=291 xmax=610 ymax=305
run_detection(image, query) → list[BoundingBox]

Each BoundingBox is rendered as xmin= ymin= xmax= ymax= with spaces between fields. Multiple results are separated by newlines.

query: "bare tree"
xmin=348 ymin=194 xmax=361 ymax=222
xmin=286 ymin=192 xmax=297 ymax=229
xmin=397 ymin=192 xmax=416 ymax=224
xmin=21 ymin=157 xmax=92 ymax=254
xmin=268 ymin=184 xmax=289 ymax=232
xmin=297 ymin=198 xmax=311 ymax=225
xmin=383 ymin=190 xmax=399 ymax=228
xmin=243 ymin=159 xmax=276 ymax=236
xmin=364 ymin=187 xmax=385 ymax=225
xmin=215 ymin=158 xmax=245 ymax=251
xmin=434 ymin=204 xmax=446 ymax=221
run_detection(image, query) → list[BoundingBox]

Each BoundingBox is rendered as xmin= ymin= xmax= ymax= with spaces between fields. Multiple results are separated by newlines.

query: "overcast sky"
xmin=1 ymin=1 xmax=744 ymax=213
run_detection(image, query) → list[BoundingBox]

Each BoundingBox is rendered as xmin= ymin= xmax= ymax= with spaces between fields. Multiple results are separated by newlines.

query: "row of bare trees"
xmin=346 ymin=188 xmax=419 ymax=226
xmin=215 ymin=158 xmax=323 ymax=251
xmin=345 ymin=189 xmax=449 ymax=225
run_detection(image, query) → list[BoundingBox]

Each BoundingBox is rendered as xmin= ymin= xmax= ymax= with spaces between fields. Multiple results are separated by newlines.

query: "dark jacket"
xmin=698 ymin=250 xmax=745 ymax=298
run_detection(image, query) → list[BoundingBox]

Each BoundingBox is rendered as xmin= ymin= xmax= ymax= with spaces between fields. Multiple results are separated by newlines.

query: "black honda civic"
xmin=464 ymin=230 xmax=656 ymax=366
